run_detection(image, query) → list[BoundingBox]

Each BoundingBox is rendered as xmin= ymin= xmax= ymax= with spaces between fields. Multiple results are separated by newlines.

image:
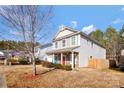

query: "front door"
xmin=62 ymin=56 xmax=66 ymax=65
xmin=54 ymin=55 xmax=57 ymax=64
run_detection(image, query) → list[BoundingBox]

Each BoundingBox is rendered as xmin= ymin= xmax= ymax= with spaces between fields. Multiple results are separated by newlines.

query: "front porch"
xmin=52 ymin=52 xmax=79 ymax=69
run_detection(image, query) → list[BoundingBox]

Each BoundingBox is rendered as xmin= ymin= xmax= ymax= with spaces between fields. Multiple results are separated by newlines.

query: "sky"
xmin=53 ymin=6 xmax=124 ymax=32
xmin=1 ymin=5 xmax=124 ymax=43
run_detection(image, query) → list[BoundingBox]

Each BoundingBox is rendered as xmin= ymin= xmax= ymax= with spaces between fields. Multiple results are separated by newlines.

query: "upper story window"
xmin=55 ymin=42 xmax=58 ymax=48
xmin=71 ymin=36 xmax=76 ymax=45
xmin=62 ymin=39 xmax=66 ymax=47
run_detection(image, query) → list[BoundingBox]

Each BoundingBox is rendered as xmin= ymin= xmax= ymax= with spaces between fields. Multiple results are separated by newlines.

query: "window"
xmin=62 ymin=39 xmax=66 ymax=47
xmin=71 ymin=36 xmax=76 ymax=45
xmin=55 ymin=42 xmax=58 ymax=48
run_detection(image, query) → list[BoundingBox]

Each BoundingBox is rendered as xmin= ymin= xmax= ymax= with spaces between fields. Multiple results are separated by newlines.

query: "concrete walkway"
xmin=0 ymin=73 xmax=7 ymax=88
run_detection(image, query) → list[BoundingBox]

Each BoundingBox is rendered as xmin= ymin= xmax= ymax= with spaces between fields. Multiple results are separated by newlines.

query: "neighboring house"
xmin=35 ymin=25 xmax=106 ymax=69
xmin=0 ymin=51 xmax=5 ymax=59
xmin=121 ymin=49 xmax=124 ymax=56
xmin=119 ymin=49 xmax=124 ymax=65
xmin=3 ymin=50 xmax=27 ymax=59
xmin=35 ymin=43 xmax=53 ymax=62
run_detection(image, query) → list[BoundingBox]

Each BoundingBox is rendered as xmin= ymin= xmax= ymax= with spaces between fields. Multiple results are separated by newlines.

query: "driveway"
xmin=0 ymin=73 xmax=7 ymax=88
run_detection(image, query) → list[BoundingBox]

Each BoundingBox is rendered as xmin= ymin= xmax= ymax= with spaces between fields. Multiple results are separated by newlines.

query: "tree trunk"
xmin=32 ymin=55 xmax=36 ymax=76
xmin=32 ymin=61 xmax=36 ymax=76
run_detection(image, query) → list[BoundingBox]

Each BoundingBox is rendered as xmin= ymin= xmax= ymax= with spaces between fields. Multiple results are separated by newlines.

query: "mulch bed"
xmin=25 ymin=74 xmax=40 ymax=80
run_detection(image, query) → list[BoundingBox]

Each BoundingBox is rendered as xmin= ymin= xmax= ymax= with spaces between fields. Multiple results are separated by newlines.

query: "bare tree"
xmin=0 ymin=5 xmax=53 ymax=76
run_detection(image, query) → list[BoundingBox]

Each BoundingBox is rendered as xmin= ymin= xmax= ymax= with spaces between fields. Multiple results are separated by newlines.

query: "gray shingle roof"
xmin=46 ymin=46 xmax=79 ymax=54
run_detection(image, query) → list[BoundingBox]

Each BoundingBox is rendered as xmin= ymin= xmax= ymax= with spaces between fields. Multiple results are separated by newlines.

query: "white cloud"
xmin=82 ymin=24 xmax=97 ymax=34
xmin=112 ymin=18 xmax=123 ymax=24
xmin=71 ymin=21 xmax=77 ymax=28
xmin=120 ymin=7 xmax=124 ymax=11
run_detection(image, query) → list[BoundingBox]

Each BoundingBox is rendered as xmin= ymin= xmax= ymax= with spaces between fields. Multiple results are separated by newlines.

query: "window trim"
xmin=62 ymin=39 xmax=66 ymax=47
xmin=71 ymin=36 xmax=76 ymax=46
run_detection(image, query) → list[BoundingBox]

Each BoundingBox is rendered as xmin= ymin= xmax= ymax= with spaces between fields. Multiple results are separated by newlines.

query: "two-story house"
xmin=35 ymin=25 xmax=106 ymax=69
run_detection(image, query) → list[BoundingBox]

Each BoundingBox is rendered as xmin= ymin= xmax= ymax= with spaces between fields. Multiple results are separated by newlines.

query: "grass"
xmin=0 ymin=65 xmax=124 ymax=88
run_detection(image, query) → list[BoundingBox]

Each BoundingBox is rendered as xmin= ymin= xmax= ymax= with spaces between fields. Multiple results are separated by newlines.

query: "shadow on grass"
xmin=25 ymin=68 xmax=56 ymax=80
xmin=36 ymin=68 xmax=56 ymax=76
xmin=109 ymin=67 xmax=124 ymax=73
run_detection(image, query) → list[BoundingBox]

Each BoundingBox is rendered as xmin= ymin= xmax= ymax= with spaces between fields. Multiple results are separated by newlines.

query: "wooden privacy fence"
xmin=0 ymin=60 xmax=4 ymax=65
xmin=88 ymin=58 xmax=109 ymax=69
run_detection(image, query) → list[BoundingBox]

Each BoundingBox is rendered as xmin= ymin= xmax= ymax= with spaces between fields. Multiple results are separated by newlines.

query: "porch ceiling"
xmin=46 ymin=46 xmax=79 ymax=54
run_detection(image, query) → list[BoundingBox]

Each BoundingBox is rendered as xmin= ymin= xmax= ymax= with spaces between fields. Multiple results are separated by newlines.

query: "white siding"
xmin=56 ymin=30 xmax=74 ymax=39
xmin=74 ymin=35 xmax=106 ymax=67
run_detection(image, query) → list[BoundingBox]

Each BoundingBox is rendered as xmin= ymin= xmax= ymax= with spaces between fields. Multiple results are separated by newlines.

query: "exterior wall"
xmin=74 ymin=35 xmax=106 ymax=67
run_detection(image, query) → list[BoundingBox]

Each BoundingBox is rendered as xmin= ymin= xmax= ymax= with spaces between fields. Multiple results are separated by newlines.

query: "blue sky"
xmin=52 ymin=6 xmax=124 ymax=31
xmin=1 ymin=5 xmax=124 ymax=43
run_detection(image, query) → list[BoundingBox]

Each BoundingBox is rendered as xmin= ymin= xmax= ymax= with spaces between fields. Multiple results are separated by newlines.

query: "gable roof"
xmin=53 ymin=26 xmax=80 ymax=40
xmin=53 ymin=26 xmax=105 ymax=49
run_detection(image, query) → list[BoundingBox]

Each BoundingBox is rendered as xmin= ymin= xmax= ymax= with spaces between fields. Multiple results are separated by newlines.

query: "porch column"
xmin=4 ymin=58 xmax=7 ymax=65
xmin=71 ymin=52 xmax=74 ymax=69
xmin=61 ymin=53 xmax=63 ymax=64
xmin=53 ymin=54 xmax=55 ymax=63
